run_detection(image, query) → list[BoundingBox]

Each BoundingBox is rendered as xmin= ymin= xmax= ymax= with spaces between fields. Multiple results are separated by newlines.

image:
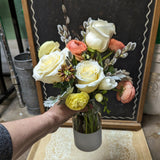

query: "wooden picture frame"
xmin=22 ymin=0 xmax=160 ymax=130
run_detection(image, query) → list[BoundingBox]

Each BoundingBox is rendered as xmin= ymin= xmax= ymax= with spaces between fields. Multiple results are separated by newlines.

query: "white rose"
xmin=76 ymin=60 xmax=105 ymax=93
xmin=99 ymin=76 xmax=118 ymax=90
xmin=33 ymin=48 xmax=70 ymax=84
xmin=86 ymin=19 xmax=116 ymax=52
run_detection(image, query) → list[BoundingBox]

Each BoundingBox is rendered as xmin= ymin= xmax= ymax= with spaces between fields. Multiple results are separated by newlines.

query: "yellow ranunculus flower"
xmin=75 ymin=60 xmax=105 ymax=93
xmin=38 ymin=41 xmax=60 ymax=59
xmin=65 ymin=92 xmax=89 ymax=111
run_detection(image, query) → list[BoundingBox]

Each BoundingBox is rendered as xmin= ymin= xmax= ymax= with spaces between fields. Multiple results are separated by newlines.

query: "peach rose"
xmin=66 ymin=40 xmax=87 ymax=61
xmin=116 ymin=81 xmax=135 ymax=104
xmin=109 ymin=38 xmax=125 ymax=52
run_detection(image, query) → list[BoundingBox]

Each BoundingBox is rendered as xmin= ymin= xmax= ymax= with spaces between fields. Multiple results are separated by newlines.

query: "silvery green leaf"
xmin=106 ymin=72 xmax=112 ymax=76
xmin=120 ymin=52 xmax=128 ymax=58
xmin=59 ymin=87 xmax=74 ymax=101
xmin=44 ymin=96 xmax=60 ymax=108
xmin=111 ymin=74 xmax=127 ymax=80
xmin=65 ymin=58 xmax=71 ymax=66
xmin=62 ymin=4 xmax=67 ymax=14
xmin=68 ymin=51 xmax=73 ymax=60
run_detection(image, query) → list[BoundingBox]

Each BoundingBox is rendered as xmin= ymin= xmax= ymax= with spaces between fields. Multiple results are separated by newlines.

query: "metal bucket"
xmin=144 ymin=44 xmax=160 ymax=115
xmin=14 ymin=53 xmax=40 ymax=115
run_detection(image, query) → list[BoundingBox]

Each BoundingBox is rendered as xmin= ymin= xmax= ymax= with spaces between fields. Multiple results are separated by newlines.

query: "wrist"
xmin=42 ymin=111 xmax=60 ymax=133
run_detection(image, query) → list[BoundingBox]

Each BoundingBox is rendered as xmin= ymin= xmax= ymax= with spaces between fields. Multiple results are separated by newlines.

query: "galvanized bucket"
xmin=14 ymin=53 xmax=40 ymax=115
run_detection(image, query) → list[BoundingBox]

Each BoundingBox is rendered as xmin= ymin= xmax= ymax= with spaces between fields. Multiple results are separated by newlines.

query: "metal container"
xmin=14 ymin=53 xmax=40 ymax=114
xmin=144 ymin=44 xmax=160 ymax=115
xmin=73 ymin=128 xmax=102 ymax=152
xmin=72 ymin=111 xmax=102 ymax=152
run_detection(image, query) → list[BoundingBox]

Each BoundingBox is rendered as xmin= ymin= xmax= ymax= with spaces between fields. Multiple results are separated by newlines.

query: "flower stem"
xmin=102 ymin=52 xmax=113 ymax=60
xmin=84 ymin=114 xmax=88 ymax=134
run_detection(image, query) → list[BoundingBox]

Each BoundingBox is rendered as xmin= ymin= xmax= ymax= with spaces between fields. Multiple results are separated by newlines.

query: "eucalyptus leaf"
xmin=65 ymin=58 xmax=71 ymax=66
xmin=59 ymin=87 xmax=74 ymax=101
xmin=110 ymin=74 xmax=126 ymax=80
xmin=68 ymin=51 xmax=73 ymax=61
xmin=43 ymin=96 xmax=60 ymax=108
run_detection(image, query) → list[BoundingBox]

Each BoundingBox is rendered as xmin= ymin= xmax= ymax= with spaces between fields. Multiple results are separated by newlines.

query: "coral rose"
xmin=116 ymin=81 xmax=135 ymax=104
xmin=109 ymin=38 xmax=125 ymax=52
xmin=66 ymin=40 xmax=87 ymax=61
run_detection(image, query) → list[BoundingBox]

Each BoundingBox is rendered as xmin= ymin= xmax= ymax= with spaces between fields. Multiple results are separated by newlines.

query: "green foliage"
xmin=53 ymin=81 xmax=71 ymax=94
xmin=107 ymin=65 xmax=115 ymax=74
xmin=72 ymin=55 xmax=78 ymax=66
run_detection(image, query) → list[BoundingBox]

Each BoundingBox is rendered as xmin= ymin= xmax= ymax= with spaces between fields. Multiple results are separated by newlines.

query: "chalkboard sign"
xmin=22 ymin=0 xmax=160 ymax=130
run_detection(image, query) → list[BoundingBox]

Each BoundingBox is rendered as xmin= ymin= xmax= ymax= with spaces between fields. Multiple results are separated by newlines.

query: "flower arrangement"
xmin=33 ymin=18 xmax=136 ymax=151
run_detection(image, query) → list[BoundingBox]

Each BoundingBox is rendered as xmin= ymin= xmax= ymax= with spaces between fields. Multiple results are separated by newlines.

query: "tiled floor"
xmin=0 ymin=91 xmax=160 ymax=160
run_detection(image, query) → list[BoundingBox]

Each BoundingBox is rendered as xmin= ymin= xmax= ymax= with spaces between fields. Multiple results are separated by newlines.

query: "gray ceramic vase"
xmin=73 ymin=128 xmax=102 ymax=152
xmin=72 ymin=111 xmax=102 ymax=152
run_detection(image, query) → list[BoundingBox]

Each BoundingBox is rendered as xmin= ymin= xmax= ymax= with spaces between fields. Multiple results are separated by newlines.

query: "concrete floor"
xmin=0 ymin=91 xmax=160 ymax=160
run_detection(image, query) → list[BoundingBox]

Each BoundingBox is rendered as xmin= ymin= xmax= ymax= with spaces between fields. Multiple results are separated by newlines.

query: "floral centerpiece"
xmin=33 ymin=18 xmax=136 ymax=151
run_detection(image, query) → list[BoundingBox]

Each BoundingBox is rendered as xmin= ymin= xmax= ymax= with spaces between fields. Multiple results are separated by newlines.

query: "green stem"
xmin=89 ymin=114 xmax=93 ymax=133
xmin=84 ymin=114 xmax=88 ymax=134
xmin=112 ymin=88 xmax=120 ymax=92
xmin=102 ymin=52 xmax=113 ymax=61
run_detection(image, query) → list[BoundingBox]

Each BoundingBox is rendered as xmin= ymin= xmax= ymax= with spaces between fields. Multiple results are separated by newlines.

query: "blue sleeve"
xmin=0 ymin=124 xmax=13 ymax=160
